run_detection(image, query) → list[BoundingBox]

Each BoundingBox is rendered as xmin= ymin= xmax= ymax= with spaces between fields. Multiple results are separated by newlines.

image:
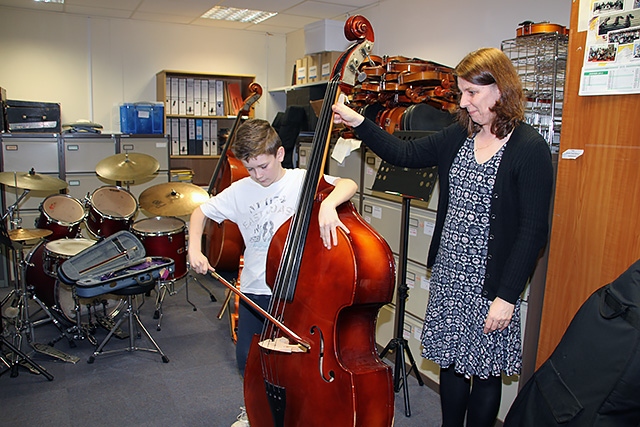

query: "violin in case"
xmin=58 ymin=231 xmax=175 ymax=298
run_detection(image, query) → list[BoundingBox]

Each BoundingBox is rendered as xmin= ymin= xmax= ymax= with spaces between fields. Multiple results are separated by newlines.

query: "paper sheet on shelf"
xmin=331 ymin=137 xmax=361 ymax=164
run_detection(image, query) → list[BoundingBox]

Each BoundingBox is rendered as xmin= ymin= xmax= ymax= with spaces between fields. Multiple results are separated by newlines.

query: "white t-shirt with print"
xmin=199 ymin=168 xmax=337 ymax=295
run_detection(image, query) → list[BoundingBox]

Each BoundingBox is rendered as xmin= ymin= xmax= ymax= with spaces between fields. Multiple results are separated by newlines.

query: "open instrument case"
xmin=58 ymin=231 xmax=174 ymax=298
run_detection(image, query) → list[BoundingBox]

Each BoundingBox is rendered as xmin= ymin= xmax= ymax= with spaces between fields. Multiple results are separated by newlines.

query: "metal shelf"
xmin=502 ymin=32 xmax=569 ymax=153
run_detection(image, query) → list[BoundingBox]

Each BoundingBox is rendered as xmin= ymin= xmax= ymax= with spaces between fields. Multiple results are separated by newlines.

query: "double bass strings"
xmin=259 ymin=77 xmax=341 ymax=382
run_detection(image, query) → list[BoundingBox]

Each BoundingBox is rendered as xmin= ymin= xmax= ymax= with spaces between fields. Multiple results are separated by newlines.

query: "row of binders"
xmin=164 ymin=77 xmax=244 ymax=117
xmin=168 ymin=117 xmax=219 ymax=156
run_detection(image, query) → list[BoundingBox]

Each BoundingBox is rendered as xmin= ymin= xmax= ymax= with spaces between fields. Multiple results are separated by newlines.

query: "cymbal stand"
xmin=2 ymin=199 xmax=78 ymax=359
xmin=0 ymin=222 xmax=54 ymax=380
xmin=153 ymin=264 xmax=217 ymax=331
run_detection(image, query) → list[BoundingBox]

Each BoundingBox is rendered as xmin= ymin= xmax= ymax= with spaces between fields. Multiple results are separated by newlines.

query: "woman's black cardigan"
xmin=353 ymin=119 xmax=554 ymax=304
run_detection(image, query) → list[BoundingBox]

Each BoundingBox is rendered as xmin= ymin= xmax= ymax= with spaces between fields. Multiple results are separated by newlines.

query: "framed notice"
xmin=579 ymin=0 xmax=640 ymax=95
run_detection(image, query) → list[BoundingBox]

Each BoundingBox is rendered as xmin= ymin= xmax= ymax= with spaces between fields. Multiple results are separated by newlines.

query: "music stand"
xmin=0 ymin=218 xmax=53 ymax=380
xmin=372 ymin=130 xmax=437 ymax=417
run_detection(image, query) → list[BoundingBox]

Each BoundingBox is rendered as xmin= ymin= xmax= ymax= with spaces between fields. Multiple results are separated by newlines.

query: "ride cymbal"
xmin=0 ymin=170 xmax=68 ymax=191
xmin=95 ymin=153 xmax=160 ymax=181
xmin=139 ymin=182 xmax=209 ymax=217
xmin=9 ymin=228 xmax=53 ymax=241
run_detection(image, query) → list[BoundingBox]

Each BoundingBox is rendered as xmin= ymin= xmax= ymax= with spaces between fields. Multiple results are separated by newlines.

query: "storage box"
xmin=296 ymin=57 xmax=308 ymax=85
xmin=307 ymin=54 xmax=320 ymax=83
xmin=320 ymin=51 xmax=344 ymax=81
xmin=6 ymin=99 xmax=61 ymax=133
xmin=120 ymin=102 xmax=164 ymax=134
xmin=304 ymin=19 xmax=350 ymax=55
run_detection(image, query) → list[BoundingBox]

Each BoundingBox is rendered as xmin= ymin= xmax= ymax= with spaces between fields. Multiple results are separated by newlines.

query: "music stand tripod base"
xmin=372 ymin=156 xmax=437 ymax=417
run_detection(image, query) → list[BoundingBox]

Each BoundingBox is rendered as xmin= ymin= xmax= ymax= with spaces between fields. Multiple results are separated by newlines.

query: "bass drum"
xmin=26 ymin=240 xmax=125 ymax=323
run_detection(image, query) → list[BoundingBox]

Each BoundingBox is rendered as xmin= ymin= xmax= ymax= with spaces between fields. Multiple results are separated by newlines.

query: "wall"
xmin=287 ymin=0 xmax=571 ymax=70
xmin=538 ymin=0 xmax=640 ymax=365
xmin=0 ymin=6 xmax=287 ymax=133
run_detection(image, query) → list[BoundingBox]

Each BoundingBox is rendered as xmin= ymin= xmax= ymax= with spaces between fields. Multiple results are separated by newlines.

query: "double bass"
xmin=243 ymin=16 xmax=396 ymax=427
xmin=203 ymin=83 xmax=262 ymax=271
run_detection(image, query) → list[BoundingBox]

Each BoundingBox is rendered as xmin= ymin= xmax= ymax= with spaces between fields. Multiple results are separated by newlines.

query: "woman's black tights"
xmin=439 ymin=366 xmax=502 ymax=427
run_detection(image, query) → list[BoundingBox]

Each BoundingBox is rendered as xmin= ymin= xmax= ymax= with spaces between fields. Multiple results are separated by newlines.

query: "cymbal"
xmin=9 ymin=228 xmax=53 ymax=242
xmin=0 ymin=170 xmax=68 ymax=191
xmin=95 ymin=153 xmax=160 ymax=181
xmin=139 ymin=182 xmax=209 ymax=217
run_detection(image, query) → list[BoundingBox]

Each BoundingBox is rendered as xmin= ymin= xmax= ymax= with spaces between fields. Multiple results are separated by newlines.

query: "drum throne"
xmin=88 ymin=279 xmax=169 ymax=364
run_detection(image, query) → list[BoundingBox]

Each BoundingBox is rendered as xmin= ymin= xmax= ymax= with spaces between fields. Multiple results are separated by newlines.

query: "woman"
xmin=332 ymin=47 xmax=554 ymax=426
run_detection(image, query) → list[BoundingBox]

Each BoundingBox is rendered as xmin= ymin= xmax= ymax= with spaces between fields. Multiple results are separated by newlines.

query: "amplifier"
xmin=6 ymin=99 xmax=61 ymax=133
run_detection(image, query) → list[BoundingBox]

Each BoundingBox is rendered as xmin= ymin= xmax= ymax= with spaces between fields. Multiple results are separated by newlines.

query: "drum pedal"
xmin=96 ymin=316 xmax=129 ymax=339
xmin=31 ymin=342 xmax=80 ymax=364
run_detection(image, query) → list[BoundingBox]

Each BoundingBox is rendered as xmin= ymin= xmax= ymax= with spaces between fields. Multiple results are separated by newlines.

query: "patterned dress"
xmin=421 ymin=136 xmax=522 ymax=379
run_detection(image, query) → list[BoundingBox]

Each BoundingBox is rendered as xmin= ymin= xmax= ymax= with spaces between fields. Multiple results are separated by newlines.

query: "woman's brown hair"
xmin=454 ymin=47 xmax=525 ymax=139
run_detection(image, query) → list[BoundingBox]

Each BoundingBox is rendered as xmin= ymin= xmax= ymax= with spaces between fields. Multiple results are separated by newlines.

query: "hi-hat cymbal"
xmin=96 ymin=152 xmax=160 ymax=181
xmin=9 ymin=228 xmax=53 ymax=241
xmin=0 ymin=170 xmax=68 ymax=191
xmin=139 ymin=182 xmax=209 ymax=217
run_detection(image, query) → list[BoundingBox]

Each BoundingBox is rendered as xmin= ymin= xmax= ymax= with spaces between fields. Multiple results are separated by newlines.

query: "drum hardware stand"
xmin=153 ymin=266 xmax=217 ymax=331
xmin=93 ymin=298 xmax=129 ymax=340
xmin=0 ymin=221 xmax=56 ymax=378
xmin=2 ymin=200 xmax=82 ymax=365
xmin=371 ymin=139 xmax=438 ymax=417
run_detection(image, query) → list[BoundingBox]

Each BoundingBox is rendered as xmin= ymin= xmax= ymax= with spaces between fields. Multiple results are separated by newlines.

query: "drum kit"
xmin=0 ymin=152 xmax=213 ymax=376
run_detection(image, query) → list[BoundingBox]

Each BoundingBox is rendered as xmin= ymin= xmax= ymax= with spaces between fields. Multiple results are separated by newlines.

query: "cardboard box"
xmin=304 ymin=19 xmax=350 ymax=55
xmin=307 ymin=54 xmax=320 ymax=83
xmin=320 ymin=51 xmax=344 ymax=81
xmin=296 ymin=56 xmax=308 ymax=85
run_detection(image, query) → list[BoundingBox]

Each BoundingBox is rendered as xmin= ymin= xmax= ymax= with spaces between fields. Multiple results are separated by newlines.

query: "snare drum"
xmin=36 ymin=194 xmax=86 ymax=240
xmin=26 ymin=240 xmax=124 ymax=323
xmin=86 ymin=186 xmax=138 ymax=238
xmin=131 ymin=216 xmax=187 ymax=279
xmin=43 ymin=238 xmax=95 ymax=278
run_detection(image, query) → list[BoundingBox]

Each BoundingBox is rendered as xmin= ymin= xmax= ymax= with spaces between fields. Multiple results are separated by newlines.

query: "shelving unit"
xmin=501 ymin=32 xmax=569 ymax=153
xmin=156 ymin=70 xmax=255 ymax=186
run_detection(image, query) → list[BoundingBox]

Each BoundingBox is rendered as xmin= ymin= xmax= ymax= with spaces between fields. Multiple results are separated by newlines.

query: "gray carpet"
xmin=1 ymin=272 xmax=441 ymax=427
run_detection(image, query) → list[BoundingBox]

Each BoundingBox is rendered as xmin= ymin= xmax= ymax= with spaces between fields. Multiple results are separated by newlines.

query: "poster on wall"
xmin=579 ymin=0 xmax=640 ymax=95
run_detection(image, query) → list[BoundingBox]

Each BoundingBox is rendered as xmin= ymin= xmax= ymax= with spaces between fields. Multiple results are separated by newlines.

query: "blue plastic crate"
xmin=120 ymin=102 xmax=164 ymax=134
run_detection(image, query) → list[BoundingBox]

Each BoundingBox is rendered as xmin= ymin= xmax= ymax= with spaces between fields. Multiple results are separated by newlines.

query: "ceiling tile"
xmin=285 ymin=1 xmax=356 ymax=19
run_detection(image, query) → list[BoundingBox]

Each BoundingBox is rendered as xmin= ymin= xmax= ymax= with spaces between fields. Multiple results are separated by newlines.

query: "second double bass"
xmin=204 ymin=83 xmax=262 ymax=271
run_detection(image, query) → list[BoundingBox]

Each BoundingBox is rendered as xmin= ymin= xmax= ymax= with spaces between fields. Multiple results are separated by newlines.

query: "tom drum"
xmin=86 ymin=186 xmax=138 ymax=238
xmin=36 ymin=194 xmax=86 ymax=240
xmin=131 ymin=216 xmax=187 ymax=279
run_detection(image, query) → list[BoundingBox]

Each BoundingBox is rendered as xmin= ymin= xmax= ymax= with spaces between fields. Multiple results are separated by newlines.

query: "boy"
xmin=187 ymin=119 xmax=357 ymax=426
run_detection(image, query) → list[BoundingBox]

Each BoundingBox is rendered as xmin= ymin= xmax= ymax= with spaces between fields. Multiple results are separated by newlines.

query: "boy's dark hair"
xmin=231 ymin=119 xmax=282 ymax=161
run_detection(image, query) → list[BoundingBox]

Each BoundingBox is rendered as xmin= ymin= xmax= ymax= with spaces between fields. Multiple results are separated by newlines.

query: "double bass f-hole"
xmin=310 ymin=325 xmax=335 ymax=383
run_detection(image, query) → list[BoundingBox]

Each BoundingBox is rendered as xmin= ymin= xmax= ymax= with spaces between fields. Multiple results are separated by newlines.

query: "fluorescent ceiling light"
xmin=35 ymin=0 xmax=64 ymax=3
xmin=201 ymin=6 xmax=276 ymax=24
